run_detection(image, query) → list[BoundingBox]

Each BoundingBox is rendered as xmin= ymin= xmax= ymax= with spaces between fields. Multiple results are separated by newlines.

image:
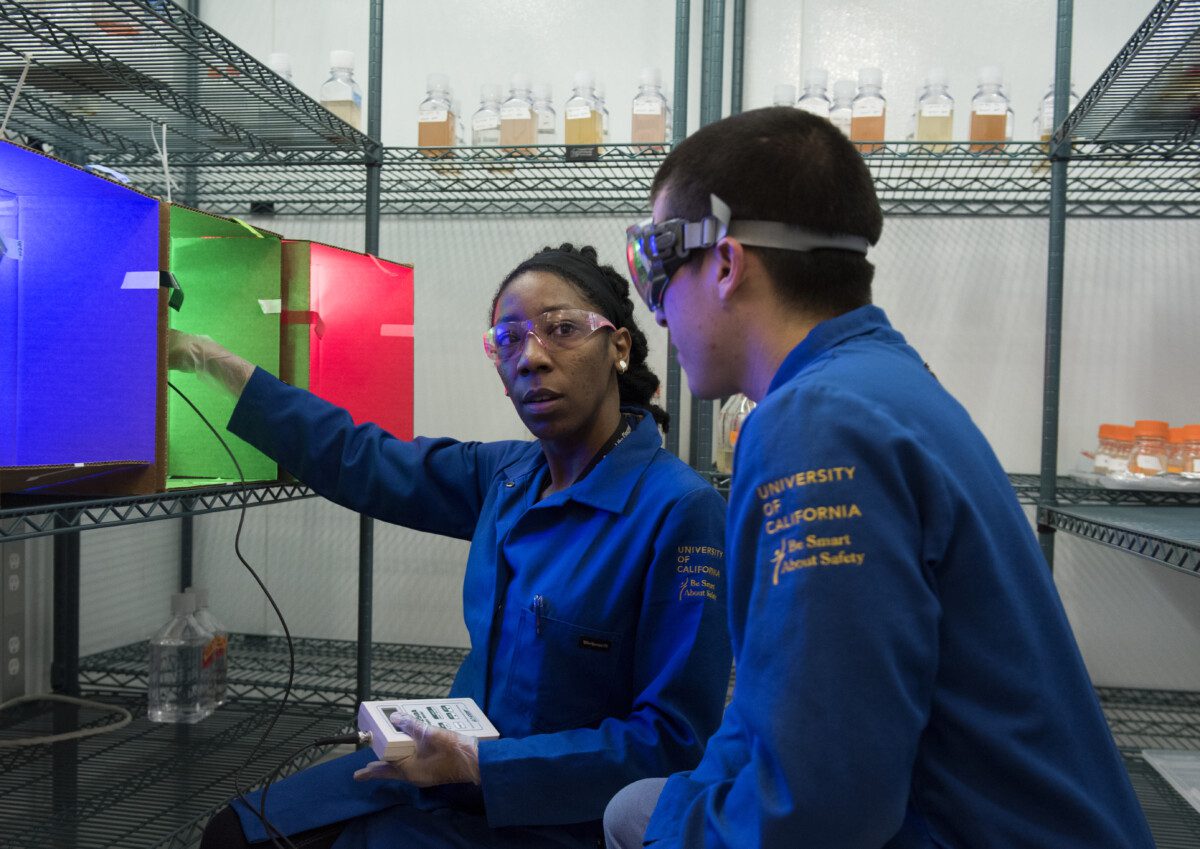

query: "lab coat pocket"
xmin=507 ymin=607 xmax=623 ymax=733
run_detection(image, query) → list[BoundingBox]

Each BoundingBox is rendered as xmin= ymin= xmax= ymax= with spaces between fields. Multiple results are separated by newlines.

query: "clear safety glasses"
xmin=484 ymin=308 xmax=616 ymax=363
xmin=626 ymin=193 xmax=872 ymax=313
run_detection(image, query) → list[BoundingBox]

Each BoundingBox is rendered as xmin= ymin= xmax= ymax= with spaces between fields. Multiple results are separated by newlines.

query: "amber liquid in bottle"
xmin=968 ymin=112 xmax=1007 ymax=153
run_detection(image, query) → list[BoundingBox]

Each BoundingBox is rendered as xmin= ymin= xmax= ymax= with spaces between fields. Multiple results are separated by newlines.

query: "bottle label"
xmin=1135 ymin=454 xmax=1164 ymax=472
xmin=831 ymin=113 xmax=852 ymax=135
xmin=920 ymin=103 xmax=953 ymax=118
xmin=537 ymin=110 xmax=555 ymax=131
xmin=473 ymin=115 xmax=500 ymax=131
xmin=852 ymin=101 xmax=884 ymax=118
xmin=419 ymin=108 xmax=448 ymax=123
xmin=1192 ymin=458 xmax=1200 ymax=473
xmin=797 ymin=101 xmax=830 ymax=118
xmin=501 ymin=105 xmax=532 ymax=120
xmin=633 ymin=100 xmax=664 ymax=115
xmin=566 ymin=105 xmax=592 ymax=120
xmin=973 ymin=102 xmax=1007 ymax=116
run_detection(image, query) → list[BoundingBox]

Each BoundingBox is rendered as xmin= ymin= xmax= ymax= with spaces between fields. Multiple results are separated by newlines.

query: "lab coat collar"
xmin=767 ymin=304 xmax=895 ymax=396
xmin=496 ymin=408 xmax=661 ymax=515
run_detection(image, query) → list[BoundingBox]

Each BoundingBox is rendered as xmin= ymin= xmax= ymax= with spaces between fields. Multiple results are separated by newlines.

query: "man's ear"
xmin=715 ymin=237 xmax=746 ymax=302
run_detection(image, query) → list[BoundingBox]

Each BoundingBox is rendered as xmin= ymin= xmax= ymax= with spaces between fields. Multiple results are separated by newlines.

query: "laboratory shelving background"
xmin=1 ymin=0 xmax=1198 ymax=846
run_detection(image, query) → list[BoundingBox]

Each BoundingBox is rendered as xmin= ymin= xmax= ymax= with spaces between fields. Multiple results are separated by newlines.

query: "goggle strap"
xmin=728 ymin=220 xmax=871 ymax=255
xmin=681 ymin=217 xmax=723 ymax=251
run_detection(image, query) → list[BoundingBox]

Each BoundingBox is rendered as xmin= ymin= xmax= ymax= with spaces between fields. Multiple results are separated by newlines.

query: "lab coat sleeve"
xmin=645 ymin=385 xmax=943 ymax=848
xmin=227 ymin=367 xmax=506 ymax=538
xmin=477 ymin=485 xmax=732 ymax=828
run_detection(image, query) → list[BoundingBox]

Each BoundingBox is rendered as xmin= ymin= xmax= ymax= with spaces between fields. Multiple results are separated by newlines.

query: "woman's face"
xmin=491 ymin=270 xmax=631 ymax=445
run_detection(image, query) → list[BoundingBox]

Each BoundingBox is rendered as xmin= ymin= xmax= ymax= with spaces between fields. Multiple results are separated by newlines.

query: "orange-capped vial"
xmin=1167 ymin=427 xmax=1186 ymax=474
xmin=1181 ymin=424 xmax=1200 ymax=479
xmin=1127 ymin=420 xmax=1170 ymax=476
xmin=1093 ymin=424 xmax=1125 ymax=474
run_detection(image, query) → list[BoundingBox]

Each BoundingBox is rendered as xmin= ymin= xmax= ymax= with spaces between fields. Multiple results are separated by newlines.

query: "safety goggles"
xmin=484 ymin=308 xmax=616 ymax=363
xmin=626 ymin=194 xmax=872 ymax=313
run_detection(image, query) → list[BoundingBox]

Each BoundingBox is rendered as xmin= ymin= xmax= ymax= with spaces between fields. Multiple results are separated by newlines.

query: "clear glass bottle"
xmin=417 ymin=73 xmax=456 ymax=157
xmin=500 ymin=73 xmax=536 ymax=153
xmin=969 ymin=65 xmax=1008 ymax=153
xmin=1035 ymin=81 xmax=1079 ymax=149
xmin=915 ymin=68 xmax=954 ymax=152
xmin=717 ymin=394 xmax=756 ymax=474
xmin=796 ymin=68 xmax=831 ymax=119
xmin=532 ymin=83 xmax=557 ymax=145
xmin=851 ymin=67 xmax=886 ymax=154
xmin=632 ymin=66 xmax=670 ymax=152
xmin=1127 ymin=419 xmax=1170 ymax=477
xmin=147 ymin=592 xmax=213 ymax=724
xmin=319 ymin=50 xmax=363 ymax=132
xmin=471 ymin=84 xmax=503 ymax=146
xmin=772 ymin=83 xmax=798 ymax=108
xmin=829 ymin=79 xmax=855 ymax=137
xmin=187 ymin=586 xmax=229 ymax=708
xmin=1093 ymin=424 xmax=1125 ymax=475
xmin=564 ymin=70 xmax=603 ymax=147
xmin=1180 ymin=424 xmax=1200 ymax=479
xmin=1167 ymin=427 xmax=1186 ymax=474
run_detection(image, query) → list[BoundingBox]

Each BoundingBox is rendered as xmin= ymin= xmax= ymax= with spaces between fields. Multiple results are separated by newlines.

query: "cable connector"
xmin=309 ymin=731 xmax=371 ymax=748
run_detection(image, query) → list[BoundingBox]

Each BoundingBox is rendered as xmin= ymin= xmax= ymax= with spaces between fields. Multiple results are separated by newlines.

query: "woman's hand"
xmin=167 ymin=329 xmax=255 ymax=397
xmin=352 ymin=716 xmax=481 ymax=787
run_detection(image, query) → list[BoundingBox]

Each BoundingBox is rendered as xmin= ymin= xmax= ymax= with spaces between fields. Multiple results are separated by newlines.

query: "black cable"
xmin=168 ymin=380 xmax=298 ymax=849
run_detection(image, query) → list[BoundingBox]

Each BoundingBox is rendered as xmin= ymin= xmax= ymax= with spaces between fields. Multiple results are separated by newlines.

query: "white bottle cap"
xmin=330 ymin=50 xmax=354 ymax=70
xmin=573 ymin=69 xmax=595 ymax=91
xmin=924 ymin=67 xmax=947 ymax=87
xmin=481 ymin=83 xmax=503 ymax=103
xmin=833 ymin=79 xmax=857 ymax=101
xmin=426 ymin=72 xmax=450 ymax=94
xmin=267 ymin=52 xmax=292 ymax=78
xmin=171 ymin=592 xmax=196 ymax=616
xmin=510 ymin=72 xmax=530 ymax=93
xmin=773 ymin=83 xmax=797 ymax=105
xmin=186 ymin=586 xmax=209 ymax=608
xmin=532 ymin=82 xmax=552 ymax=101
xmin=857 ymin=67 xmax=883 ymax=88
xmin=978 ymin=65 xmax=1003 ymax=85
xmin=640 ymin=67 xmax=662 ymax=87
xmin=803 ymin=67 xmax=828 ymax=89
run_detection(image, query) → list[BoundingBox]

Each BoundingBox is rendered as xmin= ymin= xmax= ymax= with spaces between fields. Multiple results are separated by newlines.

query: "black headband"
xmin=511 ymin=250 xmax=623 ymax=323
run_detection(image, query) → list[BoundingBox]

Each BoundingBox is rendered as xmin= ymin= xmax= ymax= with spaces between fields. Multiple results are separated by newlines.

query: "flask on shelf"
xmin=717 ymin=394 xmax=756 ymax=474
xmin=147 ymin=592 xmax=213 ymax=724
xmin=319 ymin=50 xmax=363 ymax=134
xmin=1180 ymin=424 xmax=1200 ymax=479
xmin=1167 ymin=427 xmax=1186 ymax=474
xmin=500 ymin=73 xmax=536 ymax=154
xmin=1035 ymin=80 xmax=1079 ymax=150
xmin=187 ymin=586 xmax=229 ymax=708
xmin=564 ymin=70 xmax=603 ymax=158
xmin=968 ymin=65 xmax=1008 ymax=153
xmin=915 ymin=68 xmax=954 ymax=152
xmin=1092 ymin=423 xmax=1131 ymax=475
xmin=796 ymin=68 xmax=832 ymax=119
xmin=417 ymin=73 xmax=456 ymax=157
xmin=471 ymin=84 xmax=503 ymax=146
xmin=850 ymin=67 xmax=886 ymax=154
xmin=1126 ymin=419 xmax=1170 ymax=477
xmin=632 ymin=66 xmax=670 ymax=153
xmin=532 ymin=82 xmax=557 ymax=145
xmin=772 ymin=83 xmax=798 ymax=107
xmin=266 ymin=52 xmax=292 ymax=82
xmin=829 ymin=79 xmax=855 ymax=137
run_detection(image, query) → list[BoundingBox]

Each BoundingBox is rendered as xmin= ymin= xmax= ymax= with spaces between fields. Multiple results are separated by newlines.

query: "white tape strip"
xmin=380 ymin=324 xmax=415 ymax=337
xmin=121 ymin=271 xmax=160 ymax=289
xmin=259 ymin=299 xmax=282 ymax=314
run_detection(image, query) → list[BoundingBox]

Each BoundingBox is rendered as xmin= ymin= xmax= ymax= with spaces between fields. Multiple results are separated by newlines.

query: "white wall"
xmin=60 ymin=0 xmax=1200 ymax=693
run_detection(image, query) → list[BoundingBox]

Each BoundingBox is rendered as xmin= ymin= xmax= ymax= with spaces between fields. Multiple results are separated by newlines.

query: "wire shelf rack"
xmin=0 ymin=692 xmax=353 ymax=849
xmin=80 ymin=635 xmax=468 ymax=707
xmin=1038 ymin=505 xmax=1200 ymax=578
xmin=0 ymin=0 xmax=373 ymax=158
xmin=1057 ymin=0 xmax=1200 ymax=148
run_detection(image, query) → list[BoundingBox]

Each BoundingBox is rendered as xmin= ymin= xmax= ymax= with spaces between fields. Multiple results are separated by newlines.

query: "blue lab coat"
xmin=644 ymin=306 xmax=1154 ymax=848
xmin=225 ymin=369 xmax=731 ymax=848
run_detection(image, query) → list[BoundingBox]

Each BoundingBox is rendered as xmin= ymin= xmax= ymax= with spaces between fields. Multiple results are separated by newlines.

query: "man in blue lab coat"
xmin=606 ymin=107 xmax=1155 ymax=849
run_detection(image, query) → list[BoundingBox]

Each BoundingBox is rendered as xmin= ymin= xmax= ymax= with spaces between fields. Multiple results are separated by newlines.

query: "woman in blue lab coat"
xmin=178 ymin=243 xmax=731 ymax=849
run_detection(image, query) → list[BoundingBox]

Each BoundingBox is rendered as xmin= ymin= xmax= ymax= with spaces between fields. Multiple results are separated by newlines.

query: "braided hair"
xmin=490 ymin=243 xmax=670 ymax=432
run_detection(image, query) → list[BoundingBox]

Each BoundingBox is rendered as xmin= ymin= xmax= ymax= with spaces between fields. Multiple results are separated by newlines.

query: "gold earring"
xmin=617 ymin=360 xmax=628 ymax=373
